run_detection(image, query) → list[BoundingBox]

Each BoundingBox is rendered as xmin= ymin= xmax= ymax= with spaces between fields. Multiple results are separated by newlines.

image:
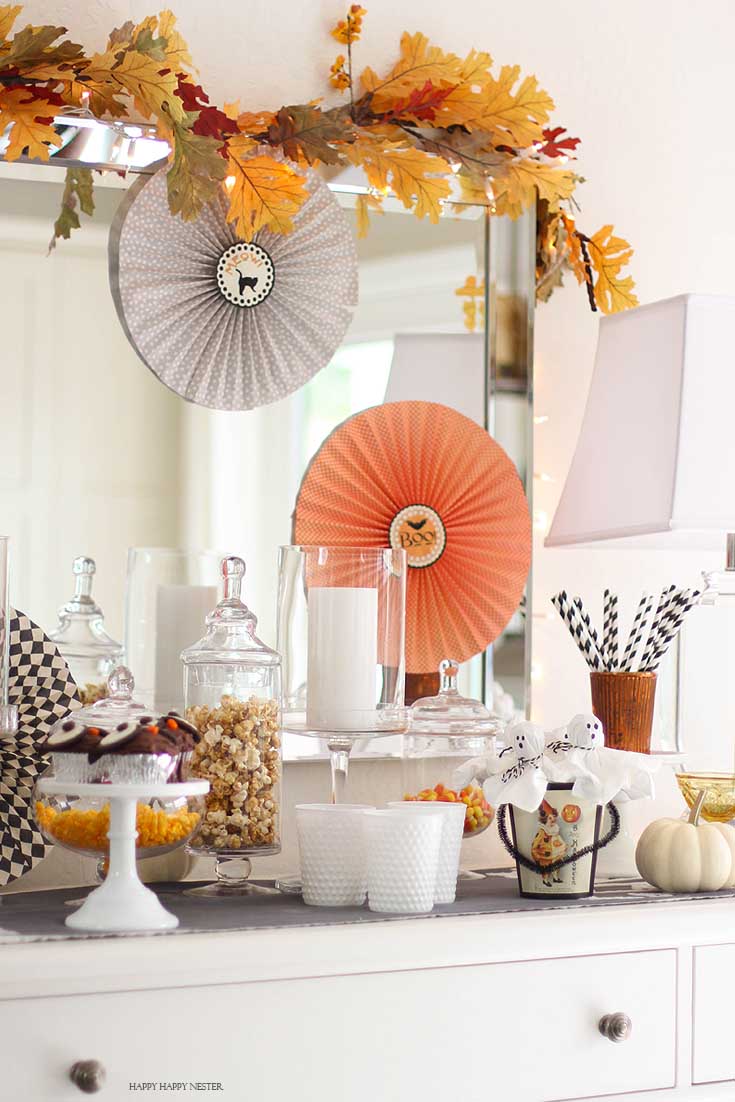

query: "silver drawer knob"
xmin=598 ymin=1012 xmax=632 ymax=1043
xmin=69 ymin=1060 xmax=106 ymax=1093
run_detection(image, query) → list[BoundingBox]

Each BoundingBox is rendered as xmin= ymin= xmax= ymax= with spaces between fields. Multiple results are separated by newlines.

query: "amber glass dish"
xmin=676 ymin=772 xmax=735 ymax=823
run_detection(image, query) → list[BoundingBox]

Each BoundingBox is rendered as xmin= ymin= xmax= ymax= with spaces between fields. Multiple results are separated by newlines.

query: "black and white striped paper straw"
xmin=573 ymin=596 xmax=605 ymax=671
xmin=603 ymin=589 xmax=618 ymax=671
xmin=620 ymin=593 xmax=655 ymax=671
xmin=645 ymin=589 xmax=701 ymax=672
xmin=639 ymin=584 xmax=676 ymax=671
xmin=551 ymin=591 xmax=604 ymax=671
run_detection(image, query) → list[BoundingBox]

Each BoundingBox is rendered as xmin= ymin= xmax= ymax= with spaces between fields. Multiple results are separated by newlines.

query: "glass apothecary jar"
xmin=34 ymin=666 xmax=205 ymax=860
xmin=49 ymin=557 xmax=123 ymax=706
xmin=181 ymin=556 xmax=282 ymax=896
xmin=401 ymin=659 xmax=503 ymax=837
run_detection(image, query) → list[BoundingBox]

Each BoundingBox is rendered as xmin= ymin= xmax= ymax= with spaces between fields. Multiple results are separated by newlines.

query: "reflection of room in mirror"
xmin=0 ymin=164 xmax=534 ymax=754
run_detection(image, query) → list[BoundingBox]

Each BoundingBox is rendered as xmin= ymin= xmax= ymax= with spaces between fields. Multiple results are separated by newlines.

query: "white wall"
xmin=14 ymin=0 xmax=735 ymax=774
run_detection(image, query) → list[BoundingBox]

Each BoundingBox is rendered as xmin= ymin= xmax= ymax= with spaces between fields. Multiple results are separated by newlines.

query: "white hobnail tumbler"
xmin=387 ymin=801 xmax=465 ymax=903
xmin=364 ymin=809 xmax=442 ymax=914
xmin=296 ymin=804 xmax=374 ymax=906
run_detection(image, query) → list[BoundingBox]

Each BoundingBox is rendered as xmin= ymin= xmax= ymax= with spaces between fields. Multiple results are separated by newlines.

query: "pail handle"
xmin=497 ymin=801 xmax=620 ymax=875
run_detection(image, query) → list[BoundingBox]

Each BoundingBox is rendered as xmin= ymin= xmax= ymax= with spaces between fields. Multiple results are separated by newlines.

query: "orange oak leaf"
xmin=587 ymin=225 xmax=638 ymax=314
xmin=560 ymin=213 xmax=588 ymax=286
xmin=225 ymin=143 xmax=309 ymax=240
xmin=236 ymin=108 xmax=277 ymax=134
xmin=0 ymin=87 xmax=62 ymax=160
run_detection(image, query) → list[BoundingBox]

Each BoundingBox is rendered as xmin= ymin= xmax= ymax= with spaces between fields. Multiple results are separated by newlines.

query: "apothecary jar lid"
xmin=51 ymin=665 xmax=149 ymax=735
xmin=180 ymin=557 xmax=280 ymax=668
xmin=48 ymin=556 xmax=123 ymax=662
xmin=410 ymin=659 xmax=503 ymax=737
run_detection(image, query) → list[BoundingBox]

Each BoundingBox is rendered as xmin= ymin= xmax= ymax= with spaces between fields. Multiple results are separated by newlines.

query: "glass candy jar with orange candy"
xmin=401 ymin=660 xmax=503 ymax=837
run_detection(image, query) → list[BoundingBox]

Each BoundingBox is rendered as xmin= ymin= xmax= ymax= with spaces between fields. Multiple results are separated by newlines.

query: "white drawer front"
xmin=693 ymin=943 xmax=735 ymax=1084
xmin=0 ymin=949 xmax=675 ymax=1102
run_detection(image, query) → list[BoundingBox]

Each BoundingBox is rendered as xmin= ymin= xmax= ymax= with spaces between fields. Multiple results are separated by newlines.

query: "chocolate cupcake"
xmin=45 ymin=719 xmax=109 ymax=783
xmin=43 ymin=668 xmax=202 ymax=785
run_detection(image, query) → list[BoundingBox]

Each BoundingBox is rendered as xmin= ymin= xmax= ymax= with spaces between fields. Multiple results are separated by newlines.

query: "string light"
xmin=224 ymin=175 xmax=236 ymax=192
xmin=533 ymin=509 xmax=549 ymax=532
xmin=534 ymin=414 xmax=549 ymax=425
xmin=534 ymin=471 xmax=554 ymax=483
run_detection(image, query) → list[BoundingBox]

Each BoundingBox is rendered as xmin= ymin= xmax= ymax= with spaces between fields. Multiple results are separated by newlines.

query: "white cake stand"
xmin=36 ymin=779 xmax=209 ymax=932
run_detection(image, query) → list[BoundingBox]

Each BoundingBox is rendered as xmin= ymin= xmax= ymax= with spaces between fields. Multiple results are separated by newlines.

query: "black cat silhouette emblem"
xmin=406 ymin=518 xmax=428 ymax=531
xmin=237 ymin=269 xmax=258 ymax=295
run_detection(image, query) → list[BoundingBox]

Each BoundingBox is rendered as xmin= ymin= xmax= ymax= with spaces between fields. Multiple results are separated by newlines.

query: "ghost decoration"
xmin=482 ymin=721 xmax=549 ymax=812
xmin=561 ymin=713 xmax=658 ymax=804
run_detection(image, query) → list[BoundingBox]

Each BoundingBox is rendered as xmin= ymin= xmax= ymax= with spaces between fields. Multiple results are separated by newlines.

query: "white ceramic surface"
xmin=296 ymin=803 xmax=374 ymax=906
xmin=387 ymin=801 xmax=465 ymax=903
xmin=364 ymin=809 xmax=442 ymax=914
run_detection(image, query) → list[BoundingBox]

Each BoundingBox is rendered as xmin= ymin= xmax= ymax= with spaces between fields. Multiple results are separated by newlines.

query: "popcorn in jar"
xmin=181 ymin=557 xmax=283 ymax=896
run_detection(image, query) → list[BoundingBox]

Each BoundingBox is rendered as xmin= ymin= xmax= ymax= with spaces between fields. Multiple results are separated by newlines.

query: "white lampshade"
xmin=546 ymin=294 xmax=735 ymax=549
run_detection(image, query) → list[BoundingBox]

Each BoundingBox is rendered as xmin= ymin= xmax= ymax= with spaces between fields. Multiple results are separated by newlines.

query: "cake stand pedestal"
xmin=36 ymin=779 xmax=209 ymax=932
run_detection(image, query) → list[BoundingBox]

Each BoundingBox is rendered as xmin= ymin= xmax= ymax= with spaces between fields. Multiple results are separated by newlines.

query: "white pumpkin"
xmin=711 ymin=822 xmax=735 ymax=888
xmin=636 ymin=792 xmax=734 ymax=893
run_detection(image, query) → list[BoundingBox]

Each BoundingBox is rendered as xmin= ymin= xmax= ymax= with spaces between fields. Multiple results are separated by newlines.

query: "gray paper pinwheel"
xmin=109 ymin=162 xmax=359 ymax=411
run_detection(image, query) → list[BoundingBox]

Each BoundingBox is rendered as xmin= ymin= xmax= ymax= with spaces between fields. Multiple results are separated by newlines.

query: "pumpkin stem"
xmin=688 ymin=789 xmax=707 ymax=826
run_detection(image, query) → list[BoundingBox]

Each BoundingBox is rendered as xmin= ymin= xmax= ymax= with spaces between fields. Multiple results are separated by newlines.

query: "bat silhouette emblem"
xmin=406 ymin=518 xmax=427 ymax=531
xmin=237 ymin=270 xmax=258 ymax=295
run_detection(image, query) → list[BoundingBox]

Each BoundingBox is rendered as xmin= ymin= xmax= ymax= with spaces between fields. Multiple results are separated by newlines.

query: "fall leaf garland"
xmin=0 ymin=3 xmax=636 ymax=312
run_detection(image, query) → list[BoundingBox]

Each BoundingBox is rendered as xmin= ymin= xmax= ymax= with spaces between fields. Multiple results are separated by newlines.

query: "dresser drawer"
xmin=0 ymin=948 xmax=675 ymax=1102
xmin=693 ymin=943 xmax=735 ymax=1083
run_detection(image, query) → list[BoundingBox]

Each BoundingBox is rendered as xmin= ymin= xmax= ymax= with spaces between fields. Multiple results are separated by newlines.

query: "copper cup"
xmin=589 ymin=671 xmax=657 ymax=753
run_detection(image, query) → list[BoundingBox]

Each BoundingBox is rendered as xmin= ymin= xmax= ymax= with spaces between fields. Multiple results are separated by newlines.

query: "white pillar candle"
xmin=155 ymin=585 xmax=217 ymax=714
xmin=307 ymin=587 xmax=378 ymax=731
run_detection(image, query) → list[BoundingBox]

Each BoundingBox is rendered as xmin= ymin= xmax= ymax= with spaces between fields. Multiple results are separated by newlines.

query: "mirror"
xmin=0 ymin=158 xmax=534 ymax=751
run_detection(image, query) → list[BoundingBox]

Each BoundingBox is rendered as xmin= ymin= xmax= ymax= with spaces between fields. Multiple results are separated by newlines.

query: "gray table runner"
xmin=0 ymin=871 xmax=732 ymax=943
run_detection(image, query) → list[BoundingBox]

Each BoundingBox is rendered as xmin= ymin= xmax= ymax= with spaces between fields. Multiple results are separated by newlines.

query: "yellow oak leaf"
xmin=454 ymin=65 xmax=554 ymax=148
xmin=347 ymin=138 xmax=451 ymax=222
xmin=491 ymin=157 xmax=575 ymax=217
xmin=0 ymin=5 xmax=21 ymax=42
xmin=458 ymin=48 xmax=493 ymax=84
xmin=354 ymin=191 xmax=383 ymax=238
xmin=360 ymin=32 xmax=463 ymax=108
xmin=225 ymin=143 xmax=309 ymax=241
xmin=458 ymin=172 xmax=489 ymax=206
xmin=587 ymin=224 xmax=638 ymax=313
xmin=157 ymin=10 xmax=194 ymax=72
xmin=58 ymin=73 xmax=127 ymax=118
xmin=112 ymin=48 xmax=185 ymax=123
xmin=223 ymin=100 xmax=240 ymax=120
xmin=0 ymin=88 xmax=62 ymax=160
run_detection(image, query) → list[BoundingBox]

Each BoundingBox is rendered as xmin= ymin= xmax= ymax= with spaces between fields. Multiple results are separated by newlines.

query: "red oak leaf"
xmin=538 ymin=126 xmax=580 ymax=158
xmin=381 ymin=80 xmax=456 ymax=123
xmin=174 ymin=75 xmax=237 ymax=145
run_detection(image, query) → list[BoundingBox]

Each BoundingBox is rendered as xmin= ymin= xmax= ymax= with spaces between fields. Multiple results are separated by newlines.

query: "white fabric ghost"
xmin=482 ymin=721 xmax=549 ymax=812
xmin=560 ymin=713 xmax=658 ymax=804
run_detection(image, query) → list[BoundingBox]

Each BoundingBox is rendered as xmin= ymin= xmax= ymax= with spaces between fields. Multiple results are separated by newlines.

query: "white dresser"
xmin=1 ymin=897 xmax=734 ymax=1102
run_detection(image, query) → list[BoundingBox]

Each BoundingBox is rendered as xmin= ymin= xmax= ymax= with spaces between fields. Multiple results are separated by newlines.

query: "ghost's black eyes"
xmin=587 ymin=723 xmax=591 ymax=729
